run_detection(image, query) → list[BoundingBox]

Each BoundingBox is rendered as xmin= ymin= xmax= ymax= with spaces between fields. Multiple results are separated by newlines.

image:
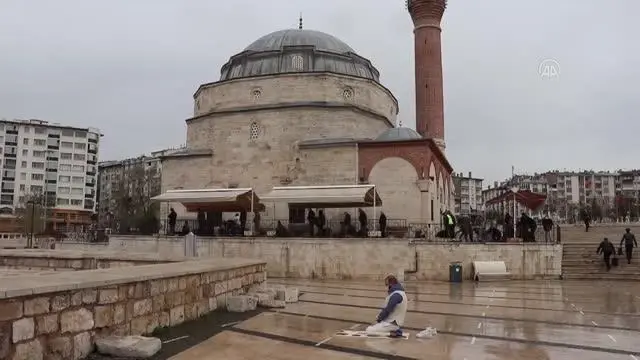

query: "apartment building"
xmin=618 ymin=170 xmax=640 ymax=198
xmin=97 ymin=147 xmax=181 ymax=227
xmin=452 ymin=172 xmax=483 ymax=215
xmin=0 ymin=119 xmax=100 ymax=231
xmin=485 ymin=170 xmax=628 ymax=220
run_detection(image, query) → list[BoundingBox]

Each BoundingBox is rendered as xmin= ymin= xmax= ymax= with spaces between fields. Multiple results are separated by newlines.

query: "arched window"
xmin=291 ymin=55 xmax=304 ymax=71
xmin=249 ymin=122 xmax=260 ymax=140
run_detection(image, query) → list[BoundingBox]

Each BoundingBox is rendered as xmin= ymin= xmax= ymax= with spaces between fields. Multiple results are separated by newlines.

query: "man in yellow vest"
xmin=366 ymin=274 xmax=408 ymax=337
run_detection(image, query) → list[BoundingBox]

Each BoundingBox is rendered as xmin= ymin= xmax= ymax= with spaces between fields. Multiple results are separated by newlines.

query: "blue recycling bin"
xmin=449 ymin=262 xmax=463 ymax=283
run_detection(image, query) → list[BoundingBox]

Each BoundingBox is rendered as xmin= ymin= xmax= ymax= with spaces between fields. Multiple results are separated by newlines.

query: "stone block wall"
xmin=0 ymin=250 xmax=177 ymax=272
xmin=0 ymin=257 xmax=266 ymax=360
xmin=59 ymin=236 xmax=562 ymax=281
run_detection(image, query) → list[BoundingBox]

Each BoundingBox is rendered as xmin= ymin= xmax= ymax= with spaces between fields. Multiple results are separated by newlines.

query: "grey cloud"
xmin=1 ymin=0 xmax=638 ymax=183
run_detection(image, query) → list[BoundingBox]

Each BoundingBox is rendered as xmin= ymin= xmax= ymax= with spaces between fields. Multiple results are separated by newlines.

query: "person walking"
xmin=620 ymin=228 xmax=638 ymax=264
xmin=542 ymin=215 xmax=554 ymax=243
xmin=597 ymin=237 xmax=615 ymax=271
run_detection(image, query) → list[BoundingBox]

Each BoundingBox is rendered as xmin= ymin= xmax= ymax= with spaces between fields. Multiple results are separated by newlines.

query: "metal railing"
xmin=149 ymin=217 xmax=560 ymax=243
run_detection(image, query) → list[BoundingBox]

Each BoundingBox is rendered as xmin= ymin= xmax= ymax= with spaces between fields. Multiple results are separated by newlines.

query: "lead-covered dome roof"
xmin=375 ymin=127 xmax=422 ymax=142
xmin=220 ymin=29 xmax=380 ymax=82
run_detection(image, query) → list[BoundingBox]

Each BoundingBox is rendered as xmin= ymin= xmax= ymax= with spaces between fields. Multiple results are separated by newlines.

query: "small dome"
xmin=376 ymin=127 xmax=422 ymax=142
xmin=219 ymin=29 xmax=380 ymax=82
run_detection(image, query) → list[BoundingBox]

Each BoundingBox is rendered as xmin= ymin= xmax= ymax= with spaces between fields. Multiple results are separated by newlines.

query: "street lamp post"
xmin=511 ymin=186 xmax=519 ymax=239
xmin=27 ymin=200 xmax=35 ymax=248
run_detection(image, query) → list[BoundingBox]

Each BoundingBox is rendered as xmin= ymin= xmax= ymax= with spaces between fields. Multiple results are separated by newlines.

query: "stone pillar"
xmin=417 ymin=179 xmax=431 ymax=222
xmin=407 ymin=0 xmax=447 ymax=152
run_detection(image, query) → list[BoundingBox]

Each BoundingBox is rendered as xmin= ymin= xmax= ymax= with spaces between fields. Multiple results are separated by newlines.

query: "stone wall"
xmin=368 ymin=157 xmax=422 ymax=223
xmin=0 ymin=253 xmax=266 ymax=360
xmin=0 ymin=250 xmax=180 ymax=272
xmin=58 ymin=236 xmax=562 ymax=282
xmin=193 ymin=73 xmax=398 ymax=124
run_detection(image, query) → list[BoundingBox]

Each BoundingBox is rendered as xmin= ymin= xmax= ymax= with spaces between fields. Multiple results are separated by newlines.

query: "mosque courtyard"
xmin=153 ymin=279 xmax=640 ymax=360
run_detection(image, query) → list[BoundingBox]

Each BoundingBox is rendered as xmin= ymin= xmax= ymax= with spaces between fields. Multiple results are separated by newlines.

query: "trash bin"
xmin=449 ymin=262 xmax=462 ymax=283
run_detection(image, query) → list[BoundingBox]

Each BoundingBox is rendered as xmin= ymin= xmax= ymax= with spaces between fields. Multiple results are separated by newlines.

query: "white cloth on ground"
xmin=366 ymin=321 xmax=400 ymax=334
xmin=416 ymin=327 xmax=438 ymax=338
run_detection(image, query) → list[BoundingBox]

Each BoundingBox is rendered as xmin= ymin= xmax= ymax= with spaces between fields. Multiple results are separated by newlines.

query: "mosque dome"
xmin=375 ymin=127 xmax=422 ymax=142
xmin=219 ymin=29 xmax=380 ymax=82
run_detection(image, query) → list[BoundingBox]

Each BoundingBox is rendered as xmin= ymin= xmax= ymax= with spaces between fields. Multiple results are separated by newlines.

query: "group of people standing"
xmin=307 ymin=208 xmax=388 ymax=237
xmin=597 ymin=228 xmax=638 ymax=270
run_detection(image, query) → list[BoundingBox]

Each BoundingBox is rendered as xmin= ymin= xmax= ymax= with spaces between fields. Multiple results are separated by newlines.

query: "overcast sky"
xmin=1 ymin=0 xmax=638 ymax=184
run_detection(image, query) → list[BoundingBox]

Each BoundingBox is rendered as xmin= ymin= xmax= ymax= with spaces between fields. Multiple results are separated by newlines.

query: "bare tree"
xmin=14 ymin=192 xmax=48 ymax=235
xmin=112 ymin=157 xmax=161 ymax=234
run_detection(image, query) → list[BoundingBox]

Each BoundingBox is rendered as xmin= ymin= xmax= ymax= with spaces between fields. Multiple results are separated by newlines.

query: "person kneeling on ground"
xmin=366 ymin=274 xmax=408 ymax=337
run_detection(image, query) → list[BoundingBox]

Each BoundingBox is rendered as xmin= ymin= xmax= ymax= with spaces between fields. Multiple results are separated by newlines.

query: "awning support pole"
xmin=250 ymin=189 xmax=254 ymax=234
xmin=373 ymin=185 xmax=377 ymax=233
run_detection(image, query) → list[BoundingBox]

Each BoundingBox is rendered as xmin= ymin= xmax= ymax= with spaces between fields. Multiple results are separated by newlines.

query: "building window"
xmin=22 ymin=138 xmax=28 ymax=145
xmin=74 ymin=142 xmax=86 ymax=150
xmin=72 ymin=165 xmax=84 ymax=172
xmin=71 ymin=187 xmax=83 ymax=195
xmin=20 ymin=173 xmax=26 ymax=180
xmin=249 ymin=122 xmax=260 ymax=140
xmin=34 ymin=139 xmax=46 ymax=146
xmin=60 ymin=153 xmax=72 ymax=160
xmin=21 ymin=150 xmax=28 ymax=156
xmin=59 ymin=187 xmax=70 ymax=194
xmin=59 ymin=175 xmax=71 ymax=183
xmin=75 ymin=131 xmax=87 ymax=138
xmin=31 ymin=162 xmax=44 ymax=169
xmin=33 ymin=150 xmax=46 ymax=158
xmin=70 ymin=199 xmax=82 ymax=206
xmin=30 ymin=185 xmax=43 ymax=193
xmin=72 ymin=176 xmax=84 ymax=184
xmin=19 ymin=184 xmax=25 ymax=192
xmin=291 ymin=55 xmax=304 ymax=71
xmin=34 ymin=127 xmax=46 ymax=134
xmin=20 ymin=161 xmax=27 ymax=168
xmin=62 ymin=129 xmax=74 ymax=137
xmin=73 ymin=153 xmax=85 ymax=161
xmin=31 ymin=173 xmax=44 ymax=181
xmin=61 ymin=141 xmax=72 ymax=148
xmin=59 ymin=164 xmax=71 ymax=172
xmin=57 ymin=198 xmax=70 ymax=205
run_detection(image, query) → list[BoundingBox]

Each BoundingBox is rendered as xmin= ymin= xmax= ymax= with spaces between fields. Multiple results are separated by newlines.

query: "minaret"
xmin=407 ymin=0 xmax=447 ymax=151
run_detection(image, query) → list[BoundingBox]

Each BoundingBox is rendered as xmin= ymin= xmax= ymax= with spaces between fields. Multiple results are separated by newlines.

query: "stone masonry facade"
xmin=0 ymin=252 xmax=173 ymax=272
xmin=0 ymin=261 xmax=266 ymax=360
xmin=192 ymin=73 xmax=398 ymax=123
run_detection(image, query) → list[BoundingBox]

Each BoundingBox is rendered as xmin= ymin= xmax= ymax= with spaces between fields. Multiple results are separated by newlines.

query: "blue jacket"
xmin=376 ymin=283 xmax=404 ymax=323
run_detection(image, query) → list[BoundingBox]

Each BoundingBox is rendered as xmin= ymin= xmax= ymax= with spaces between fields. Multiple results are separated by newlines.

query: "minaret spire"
xmin=299 ymin=13 xmax=303 ymax=29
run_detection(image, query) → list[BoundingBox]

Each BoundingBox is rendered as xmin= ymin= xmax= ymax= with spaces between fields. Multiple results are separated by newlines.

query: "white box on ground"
xmin=276 ymin=287 xmax=299 ymax=303
xmin=368 ymin=230 xmax=382 ymax=237
xmin=226 ymin=295 xmax=257 ymax=312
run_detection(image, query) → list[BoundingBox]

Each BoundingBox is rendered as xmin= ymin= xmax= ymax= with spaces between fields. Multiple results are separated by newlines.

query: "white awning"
xmin=151 ymin=188 xmax=263 ymax=212
xmin=261 ymin=185 xmax=382 ymax=208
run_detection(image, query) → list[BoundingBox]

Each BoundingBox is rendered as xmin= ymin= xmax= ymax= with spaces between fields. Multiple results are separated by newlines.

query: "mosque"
xmin=158 ymin=0 xmax=453 ymax=228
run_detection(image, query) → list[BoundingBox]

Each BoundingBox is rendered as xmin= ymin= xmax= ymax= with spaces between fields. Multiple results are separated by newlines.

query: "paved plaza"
xmin=166 ymin=279 xmax=640 ymax=360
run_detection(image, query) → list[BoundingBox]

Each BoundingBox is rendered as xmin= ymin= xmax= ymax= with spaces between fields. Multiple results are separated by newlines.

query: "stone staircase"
xmin=560 ymin=224 xmax=640 ymax=280
xmin=562 ymin=242 xmax=640 ymax=280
